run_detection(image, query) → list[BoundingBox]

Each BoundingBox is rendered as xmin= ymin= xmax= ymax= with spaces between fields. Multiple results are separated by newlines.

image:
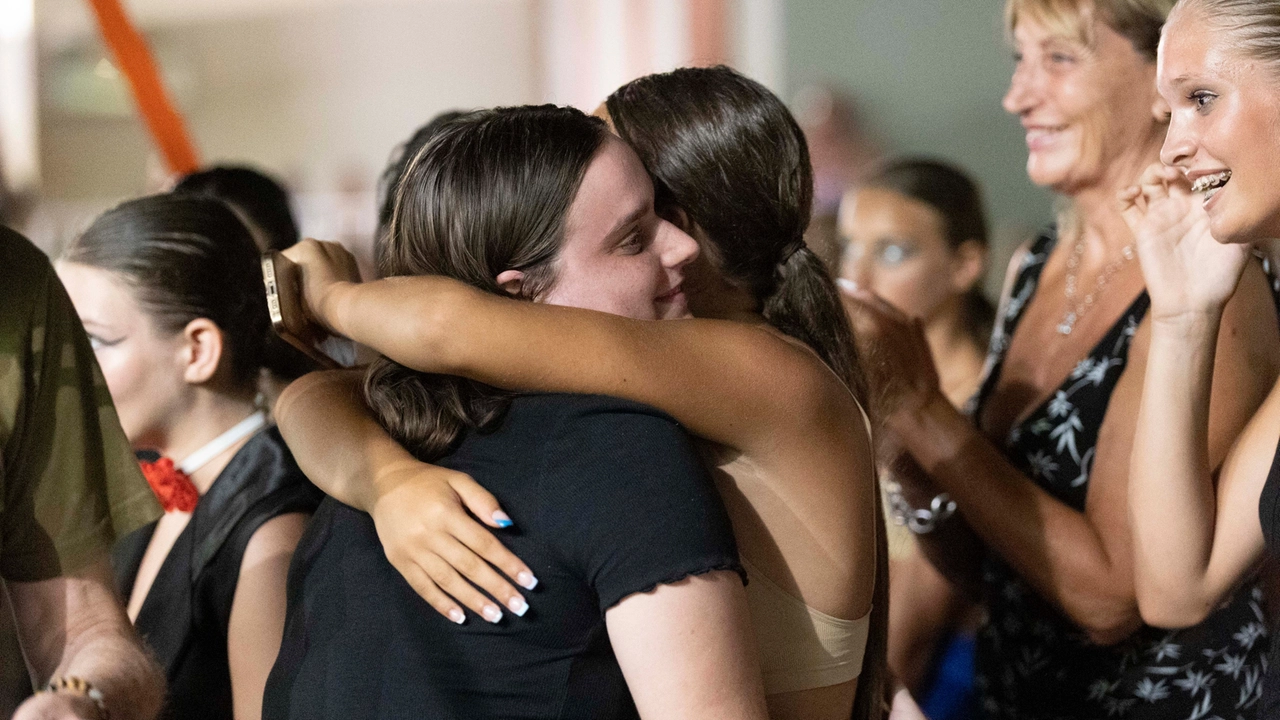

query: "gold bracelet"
xmin=39 ymin=676 xmax=109 ymax=719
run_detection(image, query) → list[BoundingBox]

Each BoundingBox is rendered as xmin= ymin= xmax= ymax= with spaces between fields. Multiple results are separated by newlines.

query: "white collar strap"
xmin=178 ymin=411 xmax=268 ymax=476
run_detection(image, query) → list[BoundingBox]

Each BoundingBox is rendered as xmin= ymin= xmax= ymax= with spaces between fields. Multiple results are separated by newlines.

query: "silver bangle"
xmin=884 ymin=480 xmax=956 ymax=535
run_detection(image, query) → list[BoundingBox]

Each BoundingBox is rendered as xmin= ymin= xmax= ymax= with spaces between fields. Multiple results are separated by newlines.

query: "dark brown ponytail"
xmin=607 ymin=65 xmax=886 ymax=720
xmin=766 ymin=244 xmax=869 ymax=403
xmin=364 ymin=106 xmax=608 ymax=461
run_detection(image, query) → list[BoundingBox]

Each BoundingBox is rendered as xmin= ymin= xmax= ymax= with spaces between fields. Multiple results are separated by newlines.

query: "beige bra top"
xmin=742 ymin=556 xmax=872 ymax=695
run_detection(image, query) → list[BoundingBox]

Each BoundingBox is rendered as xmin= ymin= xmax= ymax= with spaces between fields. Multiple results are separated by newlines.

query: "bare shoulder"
xmin=1222 ymin=258 xmax=1280 ymax=361
xmin=240 ymin=512 xmax=311 ymax=572
xmin=758 ymin=323 xmax=853 ymax=383
xmin=749 ymin=324 xmax=874 ymax=481
xmin=752 ymin=323 xmax=866 ymax=431
xmin=273 ymin=369 xmax=362 ymax=423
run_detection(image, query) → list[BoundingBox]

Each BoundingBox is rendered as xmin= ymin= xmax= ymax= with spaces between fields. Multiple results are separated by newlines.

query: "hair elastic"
xmin=780 ymin=240 xmax=806 ymax=266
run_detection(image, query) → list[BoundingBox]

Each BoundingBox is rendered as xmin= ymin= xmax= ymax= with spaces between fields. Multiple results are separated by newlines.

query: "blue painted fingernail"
xmin=517 ymin=572 xmax=538 ymax=590
xmin=448 ymin=608 xmax=466 ymax=625
xmin=493 ymin=511 xmax=513 ymax=528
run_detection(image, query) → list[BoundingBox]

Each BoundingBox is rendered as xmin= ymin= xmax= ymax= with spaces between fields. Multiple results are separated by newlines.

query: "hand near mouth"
xmin=1120 ymin=162 xmax=1251 ymax=323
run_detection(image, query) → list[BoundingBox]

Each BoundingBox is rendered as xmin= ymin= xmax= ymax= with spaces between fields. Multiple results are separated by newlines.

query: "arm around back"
xmin=273 ymin=369 xmax=537 ymax=622
xmin=286 ymin=235 xmax=852 ymax=455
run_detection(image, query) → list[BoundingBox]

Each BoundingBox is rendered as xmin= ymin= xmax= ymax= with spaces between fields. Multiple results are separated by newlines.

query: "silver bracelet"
xmin=884 ymin=480 xmax=957 ymax=535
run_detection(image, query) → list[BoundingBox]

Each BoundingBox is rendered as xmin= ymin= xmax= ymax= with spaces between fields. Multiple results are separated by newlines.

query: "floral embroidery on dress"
xmin=970 ymin=231 xmax=1270 ymax=720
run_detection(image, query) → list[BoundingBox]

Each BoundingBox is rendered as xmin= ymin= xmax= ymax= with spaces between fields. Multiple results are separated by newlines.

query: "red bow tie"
xmin=139 ymin=458 xmax=200 ymax=513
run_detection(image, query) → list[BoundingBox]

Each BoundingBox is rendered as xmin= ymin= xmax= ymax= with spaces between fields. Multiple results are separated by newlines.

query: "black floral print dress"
xmin=970 ymin=231 xmax=1270 ymax=720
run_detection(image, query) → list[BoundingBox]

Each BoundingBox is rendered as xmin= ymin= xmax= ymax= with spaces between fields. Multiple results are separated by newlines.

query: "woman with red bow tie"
xmin=57 ymin=194 xmax=322 ymax=720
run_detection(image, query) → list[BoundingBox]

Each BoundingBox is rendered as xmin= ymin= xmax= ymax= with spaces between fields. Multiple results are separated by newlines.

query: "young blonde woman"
xmin=1122 ymin=0 xmax=1280 ymax=713
xmin=272 ymin=68 xmax=884 ymax=720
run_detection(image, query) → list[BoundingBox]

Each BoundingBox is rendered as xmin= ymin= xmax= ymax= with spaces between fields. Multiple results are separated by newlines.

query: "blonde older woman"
xmin=848 ymin=0 xmax=1280 ymax=717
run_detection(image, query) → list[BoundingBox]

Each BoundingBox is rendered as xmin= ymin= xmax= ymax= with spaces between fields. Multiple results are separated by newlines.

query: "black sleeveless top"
xmin=971 ymin=231 xmax=1270 ymax=719
xmin=113 ymin=426 xmax=322 ymax=720
xmin=1257 ymin=433 xmax=1280 ymax=715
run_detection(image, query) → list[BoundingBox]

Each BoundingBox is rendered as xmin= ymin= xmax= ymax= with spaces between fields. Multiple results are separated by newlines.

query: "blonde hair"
xmin=1005 ymin=0 xmax=1178 ymax=59
xmin=1173 ymin=0 xmax=1280 ymax=73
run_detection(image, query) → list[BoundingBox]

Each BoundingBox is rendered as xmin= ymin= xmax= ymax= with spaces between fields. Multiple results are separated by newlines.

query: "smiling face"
xmin=838 ymin=186 xmax=981 ymax=322
xmin=1003 ymin=11 xmax=1164 ymax=195
xmin=539 ymin=136 xmax=698 ymax=320
xmin=1157 ymin=7 xmax=1280 ymax=243
xmin=55 ymin=262 xmax=190 ymax=449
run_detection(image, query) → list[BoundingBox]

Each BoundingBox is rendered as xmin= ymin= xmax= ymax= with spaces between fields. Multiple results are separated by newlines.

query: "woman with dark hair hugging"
xmin=262 ymin=105 xmax=769 ymax=720
xmin=270 ymin=66 xmax=882 ymax=720
xmin=56 ymin=195 xmax=323 ymax=720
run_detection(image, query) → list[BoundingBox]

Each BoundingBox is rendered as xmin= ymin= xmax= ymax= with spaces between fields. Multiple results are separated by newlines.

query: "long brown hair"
xmin=606 ymin=66 xmax=888 ymax=719
xmin=365 ymin=106 xmax=608 ymax=459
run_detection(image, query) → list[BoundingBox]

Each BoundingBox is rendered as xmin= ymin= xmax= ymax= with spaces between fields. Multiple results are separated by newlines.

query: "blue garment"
xmin=919 ymin=633 xmax=976 ymax=720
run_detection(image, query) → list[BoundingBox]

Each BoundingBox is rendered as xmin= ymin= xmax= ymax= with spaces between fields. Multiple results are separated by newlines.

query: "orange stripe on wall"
xmin=84 ymin=0 xmax=200 ymax=175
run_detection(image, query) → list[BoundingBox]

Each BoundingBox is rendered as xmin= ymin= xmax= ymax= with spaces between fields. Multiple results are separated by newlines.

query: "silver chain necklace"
xmin=1057 ymin=234 xmax=1135 ymax=335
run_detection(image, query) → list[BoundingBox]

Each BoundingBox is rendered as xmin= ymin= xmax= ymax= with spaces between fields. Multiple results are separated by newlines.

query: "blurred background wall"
xmin=787 ymin=0 xmax=1050 ymax=292
xmin=3 ymin=0 xmax=1052 ymax=287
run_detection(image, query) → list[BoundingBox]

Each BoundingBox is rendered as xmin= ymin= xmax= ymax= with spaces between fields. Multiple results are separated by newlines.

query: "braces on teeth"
xmin=1191 ymin=170 xmax=1232 ymax=194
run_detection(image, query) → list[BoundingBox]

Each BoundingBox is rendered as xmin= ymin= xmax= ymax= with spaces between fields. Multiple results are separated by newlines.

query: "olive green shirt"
xmin=0 ymin=227 xmax=161 ymax=581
